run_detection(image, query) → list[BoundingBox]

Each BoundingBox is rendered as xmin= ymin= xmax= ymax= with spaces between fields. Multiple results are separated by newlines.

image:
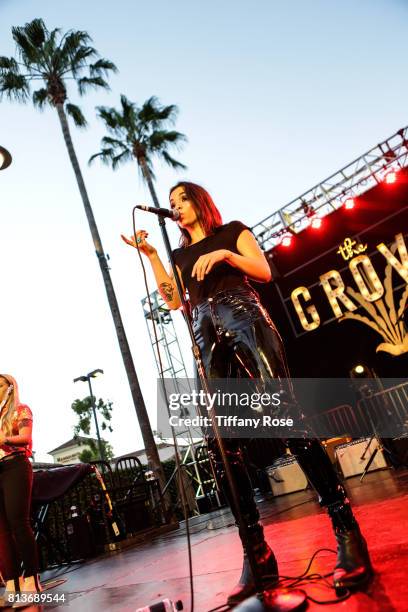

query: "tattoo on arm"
xmin=159 ymin=282 xmax=175 ymax=303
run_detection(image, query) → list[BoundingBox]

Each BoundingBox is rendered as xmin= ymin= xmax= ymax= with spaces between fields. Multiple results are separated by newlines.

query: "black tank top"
xmin=172 ymin=220 xmax=252 ymax=307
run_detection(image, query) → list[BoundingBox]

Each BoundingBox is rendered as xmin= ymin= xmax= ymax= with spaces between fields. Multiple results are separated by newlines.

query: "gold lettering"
xmin=337 ymin=238 xmax=357 ymax=261
xmin=291 ymin=287 xmax=320 ymax=331
xmin=337 ymin=237 xmax=367 ymax=261
xmin=319 ymin=270 xmax=357 ymax=317
xmin=377 ymin=233 xmax=408 ymax=283
xmin=349 ymin=255 xmax=384 ymax=301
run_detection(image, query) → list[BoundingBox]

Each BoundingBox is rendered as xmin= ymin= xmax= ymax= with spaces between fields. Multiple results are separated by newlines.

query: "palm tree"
xmin=0 ymin=19 xmax=166 ymax=491
xmin=89 ymin=94 xmax=187 ymax=207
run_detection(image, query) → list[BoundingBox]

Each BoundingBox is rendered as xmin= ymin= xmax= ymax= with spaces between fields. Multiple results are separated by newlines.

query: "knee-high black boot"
xmin=287 ymin=438 xmax=373 ymax=590
xmin=208 ymin=440 xmax=278 ymax=604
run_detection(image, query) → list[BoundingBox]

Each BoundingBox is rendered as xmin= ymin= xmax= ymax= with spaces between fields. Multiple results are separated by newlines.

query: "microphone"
xmin=136 ymin=204 xmax=180 ymax=221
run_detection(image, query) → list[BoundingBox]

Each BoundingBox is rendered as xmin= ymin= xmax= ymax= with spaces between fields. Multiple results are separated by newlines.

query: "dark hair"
xmin=169 ymin=181 xmax=223 ymax=247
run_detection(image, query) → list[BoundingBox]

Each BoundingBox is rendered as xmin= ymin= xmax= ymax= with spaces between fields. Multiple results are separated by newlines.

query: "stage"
xmin=35 ymin=467 xmax=408 ymax=612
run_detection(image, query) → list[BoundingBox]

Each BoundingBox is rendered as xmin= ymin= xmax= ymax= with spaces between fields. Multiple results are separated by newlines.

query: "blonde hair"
xmin=0 ymin=374 xmax=18 ymax=437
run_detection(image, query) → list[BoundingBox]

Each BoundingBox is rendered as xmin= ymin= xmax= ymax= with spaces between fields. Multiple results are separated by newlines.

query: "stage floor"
xmin=38 ymin=467 xmax=407 ymax=612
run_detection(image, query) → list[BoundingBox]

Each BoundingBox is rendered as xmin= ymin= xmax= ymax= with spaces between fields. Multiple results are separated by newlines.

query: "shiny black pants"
xmin=192 ymin=287 xmax=348 ymax=532
xmin=0 ymin=455 xmax=39 ymax=580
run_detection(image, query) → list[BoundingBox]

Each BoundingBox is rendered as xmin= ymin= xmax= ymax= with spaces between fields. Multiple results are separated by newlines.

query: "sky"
xmin=1 ymin=0 xmax=408 ymax=462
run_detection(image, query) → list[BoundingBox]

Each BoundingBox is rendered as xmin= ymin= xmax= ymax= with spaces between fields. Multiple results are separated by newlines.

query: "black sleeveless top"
xmin=172 ymin=220 xmax=252 ymax=307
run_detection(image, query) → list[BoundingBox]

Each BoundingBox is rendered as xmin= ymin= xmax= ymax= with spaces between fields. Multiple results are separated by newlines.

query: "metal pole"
xmin=87 ymin=376 xmax=106 ymax=462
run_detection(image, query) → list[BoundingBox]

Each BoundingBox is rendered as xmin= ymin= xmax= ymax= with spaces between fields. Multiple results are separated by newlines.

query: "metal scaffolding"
xmin=141 ymin=290 xmax=214 ymax=511
xmin=251 ymin=126 xmax=408 ymax=250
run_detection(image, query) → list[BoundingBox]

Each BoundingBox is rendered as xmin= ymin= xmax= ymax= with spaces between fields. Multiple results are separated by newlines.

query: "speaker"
xmin=335 ymin=438 xmax=387 ymax=478
xmin=66 ymin=515 xmax=94 ymax=560
xmin=266 ymin=455 xmax=308 ymax=497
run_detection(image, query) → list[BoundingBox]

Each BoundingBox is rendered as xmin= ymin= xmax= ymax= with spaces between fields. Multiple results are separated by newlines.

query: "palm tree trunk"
xmin=55 ymin=104 xmax=168 ymax=498
xmin=140 ymin=158 xmax=161 ymax=207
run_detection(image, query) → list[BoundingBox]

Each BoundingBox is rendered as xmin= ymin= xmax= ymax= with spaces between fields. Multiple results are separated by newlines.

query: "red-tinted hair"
xmin=169 ymin=181 xmax=223 ymax=247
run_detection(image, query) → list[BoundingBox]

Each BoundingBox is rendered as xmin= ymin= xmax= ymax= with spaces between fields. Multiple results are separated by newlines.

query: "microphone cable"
xmin=131 ymin=206 xmax=195 ymax=612
xmin=207 ymin=548 xmax=352 ymax=611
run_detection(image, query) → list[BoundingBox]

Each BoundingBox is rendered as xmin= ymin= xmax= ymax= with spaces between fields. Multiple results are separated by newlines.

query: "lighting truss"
xmin=252 ymin=126 xmax=408 ymax=250
xmin=141 ymin=290 xmax=207 ymax=508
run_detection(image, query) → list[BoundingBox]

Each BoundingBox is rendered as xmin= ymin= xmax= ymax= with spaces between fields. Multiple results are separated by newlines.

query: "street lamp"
xmin=73 ymin=369 xmax=106 ymax=462
xmin=0 ymin=146 xmax=12 ymax=171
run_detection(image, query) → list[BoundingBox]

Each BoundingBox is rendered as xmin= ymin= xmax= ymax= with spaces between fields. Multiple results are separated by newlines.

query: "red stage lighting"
xmin=384 ymin=169 xmax=398 ymax=184
xmin=344 ymin=198 xmax=355 ymax=210
xmin=281 ymin=234 xmax=292 ymax=247
xmin=311 ymin=216 xmax=322 ymax=229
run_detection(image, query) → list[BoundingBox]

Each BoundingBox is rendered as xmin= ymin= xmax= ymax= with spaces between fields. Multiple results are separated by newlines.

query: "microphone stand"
xmin=154 ymin=213 xmax=263 ymax=590
xmin=141 ymin=206 xmax=306 ymax=611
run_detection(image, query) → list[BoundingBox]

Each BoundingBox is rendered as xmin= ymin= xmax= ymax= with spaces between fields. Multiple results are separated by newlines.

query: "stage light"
xmin=311 ymin=216 xmax=322 ymax=229
xmin=344 ymin=198 xmax=355 ymax=210
xmin=384 ymin=169 xmax=398 ymax=184
xmin=350 ymin=363 xmax=376 ymax=381
xmin=281 ymin=234 xmax=292 ymax=247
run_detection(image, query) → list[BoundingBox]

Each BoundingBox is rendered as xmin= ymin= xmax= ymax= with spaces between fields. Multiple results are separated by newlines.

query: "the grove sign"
xmin=290 ymin=233 xmax=408 ymax=355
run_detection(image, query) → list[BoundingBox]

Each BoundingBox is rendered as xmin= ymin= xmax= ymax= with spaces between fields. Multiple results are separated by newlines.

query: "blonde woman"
xmin=0 ymin=374 xmax=41 ymax=599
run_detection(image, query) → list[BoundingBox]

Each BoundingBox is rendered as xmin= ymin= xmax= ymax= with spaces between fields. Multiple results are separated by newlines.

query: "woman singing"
xmin=0 ymin=374 xmax=41 ymax=600
xmin=123 ymin=182 xmax=372 ymax=604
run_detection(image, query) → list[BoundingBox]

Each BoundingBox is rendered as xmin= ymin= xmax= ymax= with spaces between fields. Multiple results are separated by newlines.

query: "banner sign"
xmin=282 ymin=232 xmax=408 ymax=356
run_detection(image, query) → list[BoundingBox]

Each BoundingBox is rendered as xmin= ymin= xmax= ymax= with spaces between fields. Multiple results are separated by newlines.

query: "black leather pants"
xmin=192 ymin=286 xmax=349 ymax=530
xmin=0 ymin=455 xmax=39 ymax=580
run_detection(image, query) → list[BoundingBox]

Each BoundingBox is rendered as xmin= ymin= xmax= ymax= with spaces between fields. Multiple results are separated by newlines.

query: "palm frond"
xmin=32 ymin=87 xmax=48 ymax=109
xmin=340 ymin=312 xmax=390 ymax=342
xmin=90 ymin=58 xmax=118 ymax=76
xmin=100 ymin=136 xmax=128 ymax=150
xmin=356 ymin=259 xmax=400 ymax=340
xmin=89 ymin=137 xmax=130 ymax=166
xmin=65 ymin=102 xmax=87 ymax=127
xmin=138 ymin=96 xmax=164 ymax=124
xmin=153 ymin=102 xmax=179 ymax=123
xmin=88 ymin=148 xmax=115 ymax=166
xmin=119 ymin=94 xmax=137 ymax=129
xmin=96 ymin=105 xmax=123 ymax=132
xmin=42 ymin=27 xmax=59 ymax=64
xmin=23 ymin=18 xmax=47 ymax=47
xmin=383 ymin=264 xmax=397 ymax=325
xmin=70 ymin=48 xmax=98 ymax=79
xmin=60 ymin=30 xmax=93 ymax=60
xmin=397 ymin=285 xmax=408 ymax=337
xmin=89 ymin=147 xmax=132 ymax=169
xmin=0 ymin=56 xmax=19 ymax=71
xmin=160 ymin=150 xmax=187 ymax=170
xmin=383 ymin=242 xmax=398 ymax=325
xmin=397 ymin=285 xmax=408 ymax=320
xmin=111 ymin=149 xmax=133 ymax=170
xmin=77 ymin=76 xmax=109 ymax=95
xmin=346 ymin=286 xmax=396 ymax=342
xmin=0 ymin=71 xmax=29 ymax=101
xmin=163 ymin=129 xmax=187 ymax=145
xmin=149 ymin=129 xmax=187 ymax=150
xmin=374 ymin=300 xmax=401 ymax=343
xmin=11 ymin=19 xmax=47 ymax=66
